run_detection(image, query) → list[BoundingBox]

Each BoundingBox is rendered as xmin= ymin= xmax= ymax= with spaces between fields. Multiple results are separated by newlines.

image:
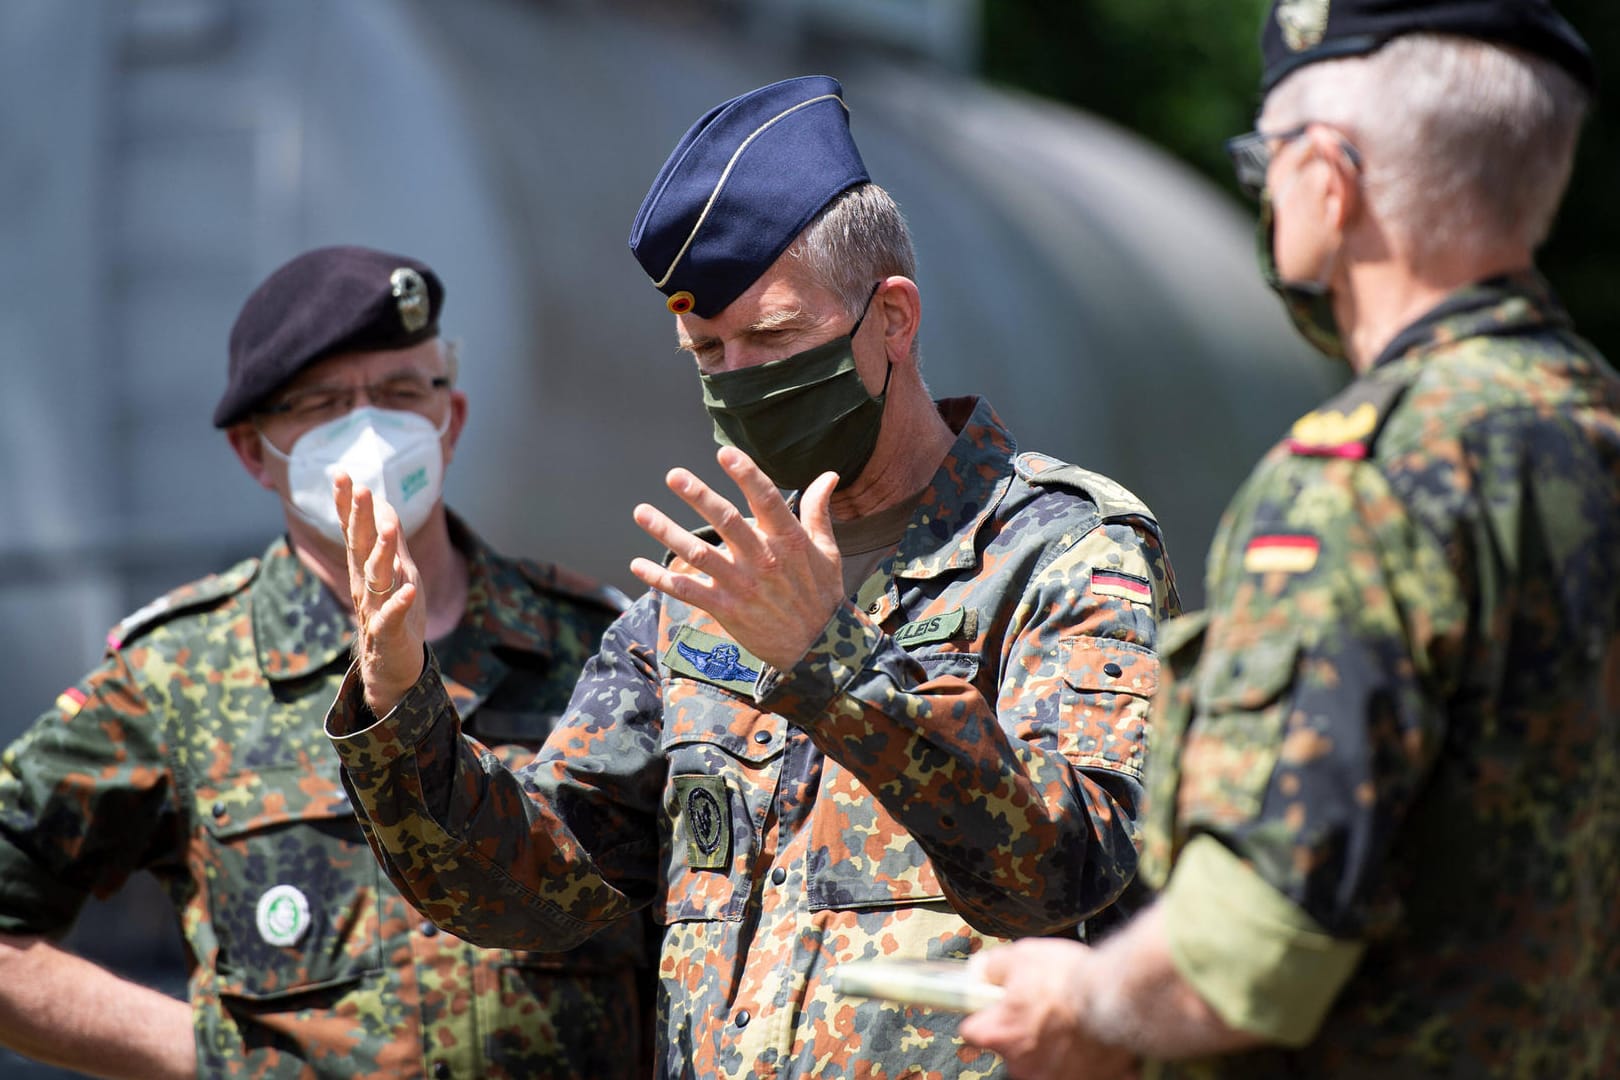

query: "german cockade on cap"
xmin=628 ymin=75 xmax=870 ymax=320
xmin=213 ymin=245 xmax=445 ymax=428
xmin=1262 ymin=0 xmax=1596 ymax=94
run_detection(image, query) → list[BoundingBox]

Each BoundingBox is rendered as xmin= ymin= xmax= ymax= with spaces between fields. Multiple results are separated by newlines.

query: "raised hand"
xmin=334 ymin=473 xmax=426 ymax=715
xmin=629 ymin=447 xmax=845 ymax=672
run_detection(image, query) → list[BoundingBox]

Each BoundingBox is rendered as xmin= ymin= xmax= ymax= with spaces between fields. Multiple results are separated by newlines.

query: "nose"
xmin=351 ymin=385 xmax=385 ymax=408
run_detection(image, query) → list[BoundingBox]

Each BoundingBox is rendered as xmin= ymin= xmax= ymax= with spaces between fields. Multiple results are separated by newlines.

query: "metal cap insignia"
xmin=391 ymin=267 xmax=430 ymax=333
xmin=1277 ymin=0 xmax=1331 ymax=52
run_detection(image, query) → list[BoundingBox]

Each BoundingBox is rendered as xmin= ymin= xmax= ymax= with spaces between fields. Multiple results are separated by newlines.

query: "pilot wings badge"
xmin=675 ymin=640 xmax=759 ymax=684
xmin=665 ymin=628 xmax=764 ymax=692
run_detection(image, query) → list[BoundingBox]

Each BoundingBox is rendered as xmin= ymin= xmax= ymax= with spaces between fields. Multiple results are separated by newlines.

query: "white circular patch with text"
xmin=255 ymin=884 xmax=313 ymax=947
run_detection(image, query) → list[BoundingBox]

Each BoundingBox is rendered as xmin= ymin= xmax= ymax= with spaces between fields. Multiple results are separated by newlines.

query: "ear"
xmin=441 ymin=390 xmax=470 ymax=467
xmin=1309 ymin=127 xmax=1362 ymax=233
xmin=226 ymin=423 xmax=278 ymax=492
xmin=872 ymin=276 xmax=922 ymax=366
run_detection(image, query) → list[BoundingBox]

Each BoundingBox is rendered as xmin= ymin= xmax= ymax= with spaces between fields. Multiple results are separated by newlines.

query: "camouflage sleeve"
xmin=330 ymin=596 xmax=666 ymax=952
xmin=757 ymin=519 xmax=1173 ymax=937
xmin=1175 ymin=453 xmax=1468 ymax=937
xmin=0 ymin=651 xmax=181 ymax=934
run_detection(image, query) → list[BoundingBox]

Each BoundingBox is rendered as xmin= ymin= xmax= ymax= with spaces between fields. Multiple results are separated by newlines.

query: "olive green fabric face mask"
xmin=1256 ymin=190 xmax=1347 ymax=362
xmin=699 ymin=292 xmax=889 ymax=491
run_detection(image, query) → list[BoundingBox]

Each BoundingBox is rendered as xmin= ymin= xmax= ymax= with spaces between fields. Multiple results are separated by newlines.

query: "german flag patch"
xmin=1091 ymin=570 xmax=1153 ymax=604
xmin=55 ymin=686 xmax=88 ymax=719
xmin=1242 ymin=534 xmax=1320 ymax=574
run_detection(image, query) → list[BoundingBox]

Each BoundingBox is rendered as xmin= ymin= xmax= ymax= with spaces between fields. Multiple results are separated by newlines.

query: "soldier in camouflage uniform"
xmin=961 ymin=3 xmax=1619 ymax=1078
xmin=0 ymin=246 xmax=653 ymax=1079
xmin=325 ymin=77 xmax=1179 ymax=1078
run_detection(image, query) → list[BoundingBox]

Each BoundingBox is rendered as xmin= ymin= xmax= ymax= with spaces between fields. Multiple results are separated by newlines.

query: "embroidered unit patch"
xmin=673 ymin=775 xmax=731 ymax=870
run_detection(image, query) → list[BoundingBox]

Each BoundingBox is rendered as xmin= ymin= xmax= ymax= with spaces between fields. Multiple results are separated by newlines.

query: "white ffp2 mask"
xmin=260 ymin=406 xmax=449 ymax=544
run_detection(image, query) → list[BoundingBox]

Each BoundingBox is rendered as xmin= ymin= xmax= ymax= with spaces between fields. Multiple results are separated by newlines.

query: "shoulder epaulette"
xmin=107 ymin=556 xmax=260 ymax=650
xmin=516 ymin=559 xmax=631 ymax=616
xmin=1285 ymin=373 xmax=1410 ymax=460
xmin=1014 ymin=453 xmax=1156 ymax=524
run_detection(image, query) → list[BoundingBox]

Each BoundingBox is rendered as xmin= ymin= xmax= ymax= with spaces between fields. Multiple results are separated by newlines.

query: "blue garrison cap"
xmin=1261 ymin=0 xmax=1596 ymax=95
xmin=629 ymin=75 xmax=870 ymax=319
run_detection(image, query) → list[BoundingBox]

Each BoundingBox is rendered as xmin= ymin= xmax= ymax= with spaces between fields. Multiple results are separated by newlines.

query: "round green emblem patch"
xmin=255 ymin=884 xmax=312 ymax=947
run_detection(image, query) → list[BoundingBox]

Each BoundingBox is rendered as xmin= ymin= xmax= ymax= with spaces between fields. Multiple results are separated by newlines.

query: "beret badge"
xmin=1277 ymin=0 xmax=1331 ymax=51
xmin=391 ymin=267 xmax=430 ymax=333
xmin=666 ymin=291 xmax=696 ymax=315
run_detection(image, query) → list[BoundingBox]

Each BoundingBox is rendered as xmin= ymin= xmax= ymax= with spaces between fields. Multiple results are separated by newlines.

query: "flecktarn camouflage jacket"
xmin=330 ymin=397 xmax=1180 ymax=1079
xmin=0 ymin=519 xmax=651 ymax=1078
xmin=1141 ymin=275 xmax=1620 ymax=1078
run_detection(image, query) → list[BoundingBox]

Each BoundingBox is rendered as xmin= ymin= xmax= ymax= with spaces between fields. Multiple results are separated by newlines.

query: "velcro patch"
xmin=1243 ymin=534 xmax=1321 ymax=574
xmin=893 ymin=608 xmax=977 ymax=649
xmin=672 ymin=775 xmax=731 ymax=870
xmin=665 ymin=627 xmax=764 ymax=692
xmin=1091 ymin=570 xmax=1153 ymax=604
xmin=54 ymin=687 xmax=87 ymax=719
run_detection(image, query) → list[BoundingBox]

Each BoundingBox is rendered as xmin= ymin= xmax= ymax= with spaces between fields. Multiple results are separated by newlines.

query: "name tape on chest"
xmin=892 ymin=607 xmax=977 ymax=649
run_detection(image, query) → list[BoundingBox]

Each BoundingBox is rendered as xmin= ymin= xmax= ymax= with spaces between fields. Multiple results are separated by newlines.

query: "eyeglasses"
xmin=258 ymin=374 xmax=451 ymax=425
xmin=1224 ymin=124 xmax=1363 ymax=202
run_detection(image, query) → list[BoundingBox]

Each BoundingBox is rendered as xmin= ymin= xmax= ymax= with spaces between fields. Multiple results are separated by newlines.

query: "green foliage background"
xmin=982 ymin=0 xmax=1618 ymax=360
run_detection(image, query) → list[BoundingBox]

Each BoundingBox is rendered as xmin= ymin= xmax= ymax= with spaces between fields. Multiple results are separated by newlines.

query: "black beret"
xmin=628 ymin=75 xmax=870 ymax=320
xmin=1261 ymin=0 xmax=1596 ymax=95
xmin=213 ymin=245 xmax=445 ymax=428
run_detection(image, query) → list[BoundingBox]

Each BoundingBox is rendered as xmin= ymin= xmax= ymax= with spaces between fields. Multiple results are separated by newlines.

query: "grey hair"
xmin=784 ymin=182 xmax=918 ymax=317
xmin=440 ymin=337 xmax=460 ymax=384
xmin=1263 ymin=34 xmax=1589 ymax=264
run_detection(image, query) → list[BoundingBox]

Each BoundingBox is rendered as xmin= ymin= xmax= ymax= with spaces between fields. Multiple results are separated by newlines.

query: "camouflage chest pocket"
xmin=802 ymin=645 xmax=977 ymax=911
xmin=1177 ymin=631 xmax=1302 ymax=828
xmin=901 ymin=644 xmax=981 ymax=684
xmin=197 ymin=765 xmax=384 ymax=1000
xmin=658 ymin=679 xmax=786 ymax=923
